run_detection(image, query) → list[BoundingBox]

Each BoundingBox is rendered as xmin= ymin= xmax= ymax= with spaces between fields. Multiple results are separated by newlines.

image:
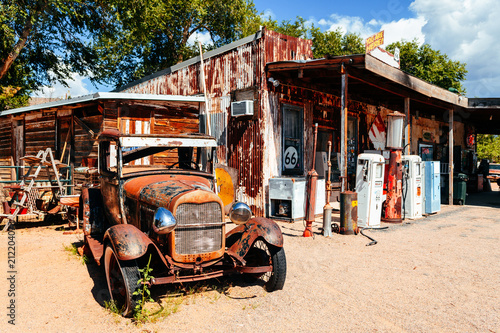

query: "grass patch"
xmin=131 ymin=281 xmax=228 ymax=325
xmin=62 ymin=243 xmax=88 ymax=265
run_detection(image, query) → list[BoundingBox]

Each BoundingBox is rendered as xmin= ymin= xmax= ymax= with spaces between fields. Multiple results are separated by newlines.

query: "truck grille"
xmin=174 ymin=202 xmax=223 ymax=255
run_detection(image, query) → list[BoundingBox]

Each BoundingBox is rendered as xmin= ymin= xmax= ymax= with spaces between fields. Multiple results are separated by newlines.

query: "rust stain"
xmin=104 ymin=224 xmax=152 ymax=260
xmin=124 ymin=174 xmax=212 ymax=209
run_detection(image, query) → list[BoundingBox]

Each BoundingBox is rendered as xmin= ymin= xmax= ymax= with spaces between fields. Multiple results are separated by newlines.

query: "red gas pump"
xmin=382 ymin=112 xmax=405 ymax=223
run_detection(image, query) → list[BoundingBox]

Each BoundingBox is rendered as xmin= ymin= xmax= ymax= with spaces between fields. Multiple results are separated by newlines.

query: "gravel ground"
xmin=1 ymin=185 xmax=499 ymax=333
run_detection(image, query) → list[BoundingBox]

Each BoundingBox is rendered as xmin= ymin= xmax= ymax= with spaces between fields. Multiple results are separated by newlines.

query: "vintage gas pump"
xmin=402 ymin=155 xmax=424 ymax=219
xmin=382 ymin=111 xmax=405 ymax=223
xmin=355 ymin=153 xmax=385 ymax=228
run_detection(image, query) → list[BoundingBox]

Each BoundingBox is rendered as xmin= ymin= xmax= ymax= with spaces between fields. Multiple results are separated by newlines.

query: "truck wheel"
xmin=104 ymin=245 xmax=140 ymax=317
xmin=244 ymin=239 xmax=286 ymax=292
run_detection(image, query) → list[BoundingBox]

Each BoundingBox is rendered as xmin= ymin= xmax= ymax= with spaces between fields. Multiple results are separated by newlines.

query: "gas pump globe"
xmin=386 ymin=112 xmax=405 ymax=149
xmin=382 ymin=111 xmax=405 ymax=223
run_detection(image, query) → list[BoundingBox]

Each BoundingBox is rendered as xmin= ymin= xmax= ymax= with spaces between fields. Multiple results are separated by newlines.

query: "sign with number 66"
xmin=284 ymin=146 xmax=298 ymax=169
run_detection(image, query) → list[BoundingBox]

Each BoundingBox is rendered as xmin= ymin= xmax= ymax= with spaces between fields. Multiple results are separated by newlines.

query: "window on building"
xmin=282 ymin=105 xmax=303 ymax=175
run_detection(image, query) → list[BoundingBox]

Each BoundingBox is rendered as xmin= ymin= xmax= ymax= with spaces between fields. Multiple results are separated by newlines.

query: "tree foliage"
xmin=386 ymin=39 xmax=468 ymax=94
xmin=0 ymin=3 xmax=469 ymax=110
xmin=93 ymin=0 xmax=261 ymax=88
xmin=0 ymin=0 xmax=105 ymax=109
xmin=477 ymin=134 xmax=500 ymax=163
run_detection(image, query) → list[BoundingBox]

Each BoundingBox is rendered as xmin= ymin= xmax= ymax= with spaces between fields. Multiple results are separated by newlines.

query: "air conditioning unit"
xmin=231 ymin=100 xmax=254 ymax=117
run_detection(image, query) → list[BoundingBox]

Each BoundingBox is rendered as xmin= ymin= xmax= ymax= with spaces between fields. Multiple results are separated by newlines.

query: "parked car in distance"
xmin=80 ymin=129 xmax=286 ymax=316
xmin=488 ymin=163 xmax=500 ymax=186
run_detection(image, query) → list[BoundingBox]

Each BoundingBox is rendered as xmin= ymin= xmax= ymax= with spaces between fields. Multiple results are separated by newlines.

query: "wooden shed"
xmin=0 ymin=92 xmax=204 ymax=196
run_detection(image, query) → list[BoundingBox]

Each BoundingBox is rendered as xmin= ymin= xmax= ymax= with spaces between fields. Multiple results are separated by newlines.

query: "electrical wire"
xmin=360 ymin=227 xmax=388 ymax=246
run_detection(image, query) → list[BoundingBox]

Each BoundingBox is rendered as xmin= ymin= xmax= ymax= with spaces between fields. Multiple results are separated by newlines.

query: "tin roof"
xmin=0 ymin=92 xmax=205 ymax=117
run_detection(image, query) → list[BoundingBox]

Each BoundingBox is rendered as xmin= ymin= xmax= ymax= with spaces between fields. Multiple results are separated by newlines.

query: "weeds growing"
xmin=63 ymin=243 xmax=88 ymax=265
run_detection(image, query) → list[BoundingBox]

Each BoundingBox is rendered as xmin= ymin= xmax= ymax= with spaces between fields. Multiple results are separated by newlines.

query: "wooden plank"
xmin=364 ymin=54 xmax=468 ymax=108
xmin=25 ymin=120 xmax=56 ymax=130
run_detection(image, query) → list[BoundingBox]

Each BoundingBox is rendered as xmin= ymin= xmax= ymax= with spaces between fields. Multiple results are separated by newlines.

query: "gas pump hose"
xmin=360 ymin=227 xmax=389 ymax=246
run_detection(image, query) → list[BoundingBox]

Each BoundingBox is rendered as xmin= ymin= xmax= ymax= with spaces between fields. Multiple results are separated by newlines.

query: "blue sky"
xmin=35 ymin=0 xmax=500 ymax=99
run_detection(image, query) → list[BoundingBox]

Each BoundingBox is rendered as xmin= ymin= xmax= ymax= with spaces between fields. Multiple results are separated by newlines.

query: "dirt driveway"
xmin=1 ymin=187 xmax=499 ymax=332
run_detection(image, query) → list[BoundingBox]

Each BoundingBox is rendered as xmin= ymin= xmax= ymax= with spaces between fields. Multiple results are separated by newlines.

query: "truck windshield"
xmin=121 ymin=145 xmax=214 ymax=174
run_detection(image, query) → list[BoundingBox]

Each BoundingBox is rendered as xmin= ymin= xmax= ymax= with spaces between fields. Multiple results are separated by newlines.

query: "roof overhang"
xmin=266 ymin=53 xmax=468 ymax=113
xmin=0 ymin=92 xmax=205 ymax=117
xmin=467 ymin=98 xmax=500 ymax=134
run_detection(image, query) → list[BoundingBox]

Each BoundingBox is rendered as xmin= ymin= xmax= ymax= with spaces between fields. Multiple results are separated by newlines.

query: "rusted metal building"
xmin=118 ymin=28 xmax=487 ymax=216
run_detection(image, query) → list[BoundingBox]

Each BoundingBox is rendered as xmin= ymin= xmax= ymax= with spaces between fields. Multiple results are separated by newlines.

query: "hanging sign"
xmin=366 ymin=31 xmax=384 ymax=54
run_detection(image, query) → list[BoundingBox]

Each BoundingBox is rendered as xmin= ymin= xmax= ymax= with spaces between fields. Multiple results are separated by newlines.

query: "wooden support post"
xmin=340 ymin=65 xmax=348 ymax=192
xmin=449 ymin=108 xmax=454 ymax=205
xmin=404 ymin=97 xmax=410 ymax=155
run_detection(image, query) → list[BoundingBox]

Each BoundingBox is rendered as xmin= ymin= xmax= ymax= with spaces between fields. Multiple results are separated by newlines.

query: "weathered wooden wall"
xmin=25 ymin=111 xmax=56 ymax=155
xmin=0 ymin=117 xmax=11 ymax=158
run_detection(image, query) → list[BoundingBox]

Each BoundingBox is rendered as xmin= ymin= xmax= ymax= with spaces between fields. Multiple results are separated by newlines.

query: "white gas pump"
xmin=402 ymin=155 xmax=423 ymax=219
xmin=355 ymin=153 xmax=385 ymax=228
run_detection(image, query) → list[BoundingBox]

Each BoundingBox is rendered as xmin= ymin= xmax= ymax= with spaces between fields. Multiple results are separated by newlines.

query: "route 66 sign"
xmin=284 ymin=146 xmax=298 ymax=169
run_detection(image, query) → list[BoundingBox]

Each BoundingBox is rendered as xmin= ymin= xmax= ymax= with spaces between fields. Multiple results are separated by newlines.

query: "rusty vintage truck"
xmin=80 ymin=129 xmax=286 ymax=316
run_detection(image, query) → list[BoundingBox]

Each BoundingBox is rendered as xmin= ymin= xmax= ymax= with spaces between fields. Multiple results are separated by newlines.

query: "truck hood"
xmin=123 ymin=174 xmax=219 ymax=211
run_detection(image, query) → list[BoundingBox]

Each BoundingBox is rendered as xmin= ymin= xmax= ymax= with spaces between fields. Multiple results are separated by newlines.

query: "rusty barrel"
xmin=340 ymin=191 xmax=358 ymax=235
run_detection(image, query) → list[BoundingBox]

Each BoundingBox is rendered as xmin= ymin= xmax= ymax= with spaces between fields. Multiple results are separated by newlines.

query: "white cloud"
xmin=261 ymin=9 xmax=276 ymax=20
xmin=319 ymin=14 xmax=375 ymax=38
xmin=33 ymin=72 xmax=93 ymax=99
xmin=410 ymin=0 xmax=500 ymax=96
xmin=187 ymin=31 xmax=213 ymax=46
xmin=380 ymin=17 xmax=426 ymax=45
xmin=315 ymin=13 xmax=425 ymax=48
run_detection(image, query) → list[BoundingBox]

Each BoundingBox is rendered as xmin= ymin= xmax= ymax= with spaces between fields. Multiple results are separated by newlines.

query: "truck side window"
xmin=99 ymin=141 xmax=117 ymax=176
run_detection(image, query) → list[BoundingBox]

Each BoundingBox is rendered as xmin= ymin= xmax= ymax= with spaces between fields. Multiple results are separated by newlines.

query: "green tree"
xmin=477 ymin=134 xmax=500 ymax=163
xmin=386 ymin=39 xmax=467 ymax=94
xmin=93 ymin=0 xmax=262 ymax=88
xmin=0 ymin=0 xmax=105 ymax=110
xmin=258 ymin=16 xmax=364 ymax=59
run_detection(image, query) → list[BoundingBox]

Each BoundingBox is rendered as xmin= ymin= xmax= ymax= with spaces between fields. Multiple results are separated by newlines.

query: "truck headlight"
xmin=153 ymin=207 xmax=177 ymax=234
xmin=229 ymin=202 xmax=252 ymax=225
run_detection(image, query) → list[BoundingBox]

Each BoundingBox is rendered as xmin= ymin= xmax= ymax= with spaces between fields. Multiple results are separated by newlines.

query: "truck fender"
xmin=227 ymin=217 xmax=283 ymax=259
xmin=104 ymin=224 xmax=153 ymax=261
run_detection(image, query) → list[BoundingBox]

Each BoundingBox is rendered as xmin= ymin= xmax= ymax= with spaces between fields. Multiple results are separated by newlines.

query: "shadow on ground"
xmin=463 ymin=184 xmax=500 ymax=208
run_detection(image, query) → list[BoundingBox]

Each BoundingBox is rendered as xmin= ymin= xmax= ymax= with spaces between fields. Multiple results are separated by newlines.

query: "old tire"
xmin=104 ymin=245 xmax=140 ymax=317
xmin=244 ymin=239 xmax=286 ymax=292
